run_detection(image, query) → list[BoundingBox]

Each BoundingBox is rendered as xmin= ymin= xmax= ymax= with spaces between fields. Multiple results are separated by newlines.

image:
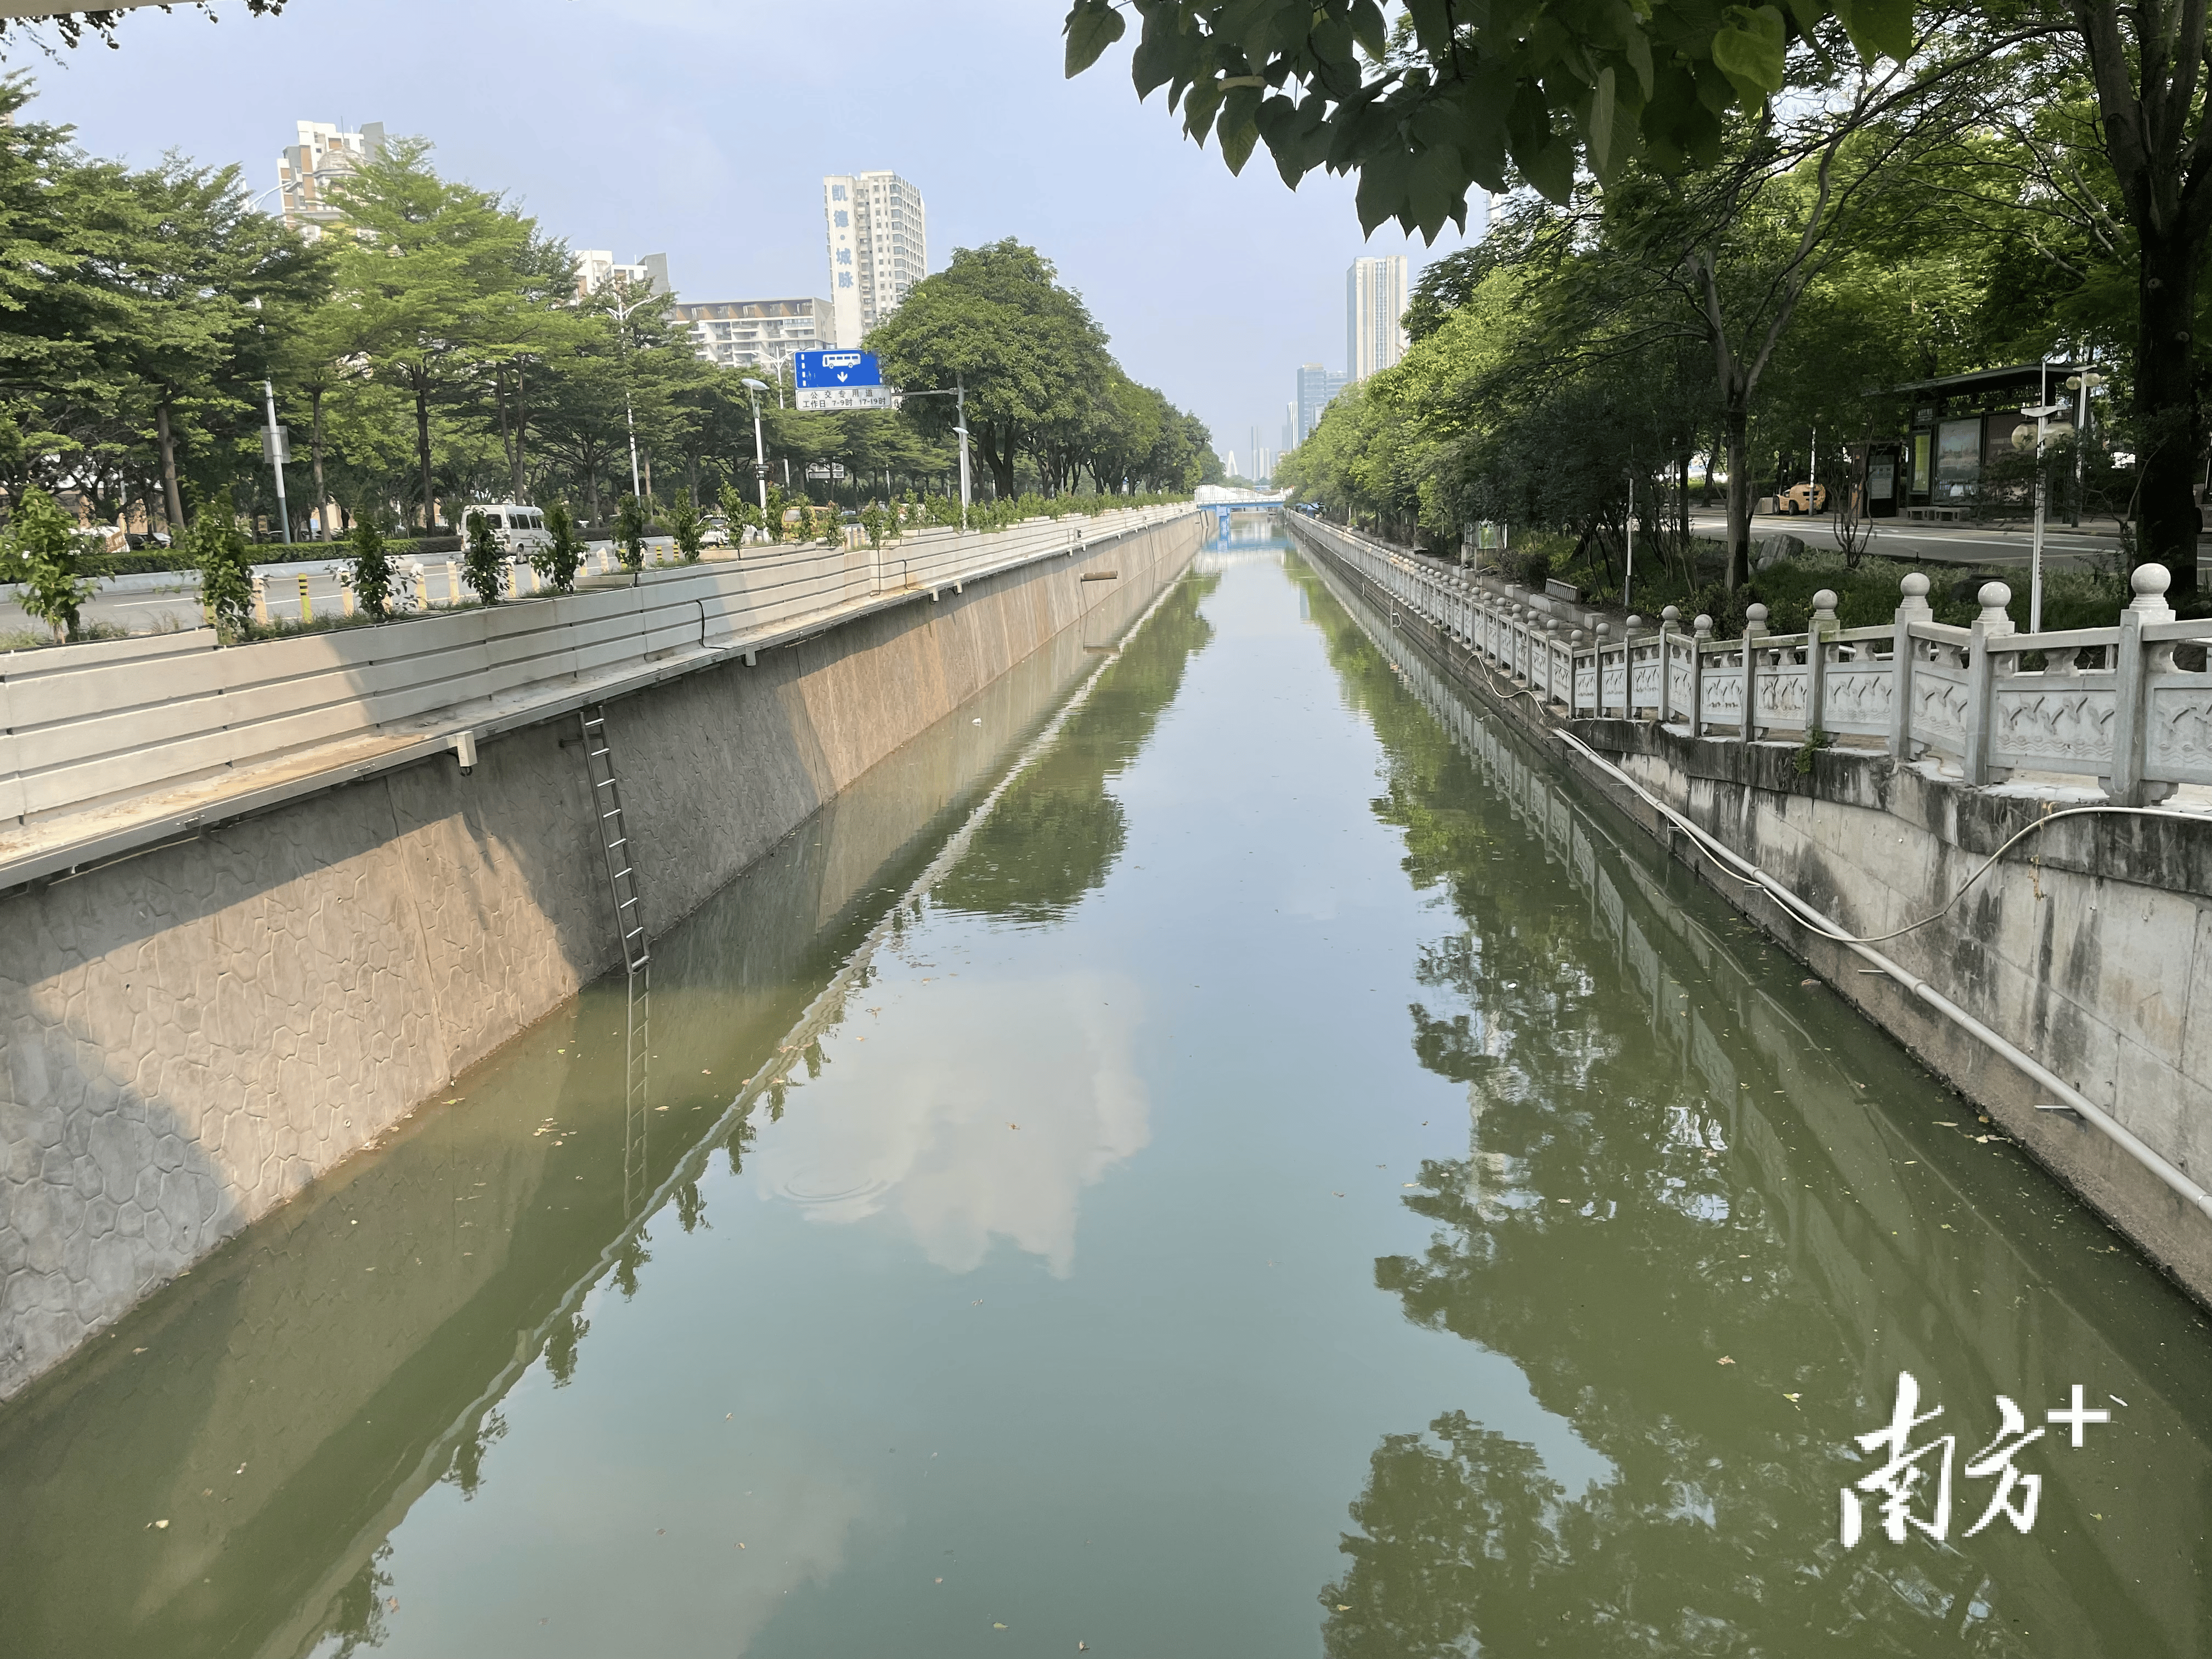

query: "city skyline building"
xmin=822 ymin=171 xmax=928 ymax=347
xmin=1296 ymin=363 xmax=1351 ymax=443
xmin=673 ymin=297 xmax=839 ymax=374
xmin=1346 ymin=255 xmax=1408 ymax=382
xmin=275 ymin=120 xmax=383 ymax=238
xmin=574 ymin=251 xmax=671 ymax=302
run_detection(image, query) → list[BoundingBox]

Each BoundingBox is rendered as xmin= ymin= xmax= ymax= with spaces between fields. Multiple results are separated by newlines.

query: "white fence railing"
xmin=1 ymin=505 xmax=1193 ymax=830
xmin=1291 ymin=515 xmax=2212 ymax=806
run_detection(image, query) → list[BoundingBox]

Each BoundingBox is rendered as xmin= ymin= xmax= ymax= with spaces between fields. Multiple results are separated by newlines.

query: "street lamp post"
xmin=2063 ymin=369 xmax=2105 ymax=531
xmin=899 ymin=380 xmax=969 ymax=532
xmin=2021 ymin=391 xmax=2070 ymax=633
xmin=605 ymin=278 xmax=653 ymax=500
xmin=741 ymin=377 xmax=771 ymax=534
xmin=261 ymin=378 xmax=293 ymax=544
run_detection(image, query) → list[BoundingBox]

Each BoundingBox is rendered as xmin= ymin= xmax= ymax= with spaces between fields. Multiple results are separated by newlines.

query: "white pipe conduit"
xmin=1548 ymin=724 xmax=2212 ymax=1223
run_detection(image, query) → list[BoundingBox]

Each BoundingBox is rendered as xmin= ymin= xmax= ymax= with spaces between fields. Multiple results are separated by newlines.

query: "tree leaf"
xmin=1350 ymin=0 xmax=1391 ymax=62
xmin=1585 ymin=65 xmax=1618 ymax=176
xmin=1709 ymin=5 xmax=1788 ymax=104
xmin=1221 ymin=115 xmax=1262 ymax=174
xmin=1063 ymin=0 xmax=1127 ymax=78
xmin=1833 ymin=0 xmax=1915 ymax=64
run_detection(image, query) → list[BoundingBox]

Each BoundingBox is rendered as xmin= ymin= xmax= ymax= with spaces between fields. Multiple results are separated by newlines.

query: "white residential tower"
xmin=822 ymin=172 xmax=928 ymax=347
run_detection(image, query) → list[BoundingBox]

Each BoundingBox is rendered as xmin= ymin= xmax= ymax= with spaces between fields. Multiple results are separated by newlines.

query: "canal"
xmin=4 ymin=527 xmax=2210 ymax=1657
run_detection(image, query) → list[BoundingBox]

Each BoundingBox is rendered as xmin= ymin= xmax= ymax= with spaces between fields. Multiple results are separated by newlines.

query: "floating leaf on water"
xmin=1717 ymin=1356 xmax=1735 ymax=1365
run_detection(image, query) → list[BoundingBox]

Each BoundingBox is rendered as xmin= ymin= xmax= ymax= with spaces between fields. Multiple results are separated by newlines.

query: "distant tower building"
xmin=573 ymin=251 xmax=658 ymax=302
xmin=1295 ymin=363 xmax=1350 ymax=442
xmin=672 ymin=297 xmax=840 ymax=373
xmin=1346 ymin=255 xmax=1408 ymax=382
xmin=275 ymin=120 xmax=384 ymax=238
xmin=1282 ymin=403 xmax=1296 ymax=454
xmin=823 ymin=172 xmax=928 ymax=346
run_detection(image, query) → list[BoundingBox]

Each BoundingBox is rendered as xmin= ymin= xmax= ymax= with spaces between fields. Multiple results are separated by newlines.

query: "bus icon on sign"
xmin=794 ymin=350 xmax=883 ymax=389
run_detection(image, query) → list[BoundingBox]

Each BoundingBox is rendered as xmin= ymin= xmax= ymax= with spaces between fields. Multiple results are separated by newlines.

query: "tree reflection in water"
xmin=1293 ymin=554 xmax=2203 ymax=1659
xmin=934 ymin=573 xmax=1218 ymax=923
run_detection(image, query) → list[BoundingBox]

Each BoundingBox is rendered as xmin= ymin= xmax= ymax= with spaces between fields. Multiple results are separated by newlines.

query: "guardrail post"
xmin=251 ymin=573 xmax=269 ymax=628
xmin=1591 ymin=623 xmax=1609 ymax=716
xmin=2108 ymin=563 xmax=2174 ymax=805
xmin=1889 ymin=572 xmax=1932 ymax=759
xmin=1962 ymin=581 xmax=2014 ymax=785
xmin=1691 ymin=614 xmax=1712 ymax=737
xmin=1741 ymin=603 xmax=1769 ymax=741
xmin=1807 ymin=589 xmax=1837 ymax=737
xmin=1658 ymin=607 xmax=1680 ymax=724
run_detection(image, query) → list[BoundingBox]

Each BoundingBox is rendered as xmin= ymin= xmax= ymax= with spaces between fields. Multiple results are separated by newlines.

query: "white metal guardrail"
xmin=0 ymin=506 xmax=1191 ymax=832
xmin=1294 ymin=515 xmax=2212 ymax=806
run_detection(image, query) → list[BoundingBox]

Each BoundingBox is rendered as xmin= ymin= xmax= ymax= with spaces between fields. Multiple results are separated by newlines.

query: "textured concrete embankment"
xmin=0 ymin=514 xmax=1204 ymax=1401
xmin=1290 ymin=514 xmax=2212 ymax=1306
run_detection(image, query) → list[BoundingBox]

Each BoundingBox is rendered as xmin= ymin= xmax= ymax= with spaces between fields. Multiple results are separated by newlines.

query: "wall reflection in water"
xmin=1293 ymin=551 xmax=2212 ymax=1659
xmin=0 ymin=567 xmax=1205 ymax=1659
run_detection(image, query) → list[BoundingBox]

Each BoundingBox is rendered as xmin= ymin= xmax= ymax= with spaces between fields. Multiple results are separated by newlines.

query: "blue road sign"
xmin=794 ymin=350 xmax=883 ymax=390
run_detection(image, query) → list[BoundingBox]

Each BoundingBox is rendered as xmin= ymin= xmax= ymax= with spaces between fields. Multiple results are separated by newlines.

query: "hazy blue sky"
xmin=24 ymin=0 xmax=1479 ymax=466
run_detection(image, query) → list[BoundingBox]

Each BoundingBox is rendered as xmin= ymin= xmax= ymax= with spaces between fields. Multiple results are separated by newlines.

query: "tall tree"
xmin=324 ymin=138 xmax=546 ymax=531
xmin=2074 ymin=0 xmax=2212 ymax=589
xmin=867 ymin=239 xmax=1114 ymax=499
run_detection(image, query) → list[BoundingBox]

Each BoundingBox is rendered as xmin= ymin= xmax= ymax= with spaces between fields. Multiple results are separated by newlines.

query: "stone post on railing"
xmin=1806 ymin=589 xmax=1838 ymax=737
xmin=1624 ymin=616 xmax=1644 ymax=718
xmin=1691 ymin=614 xmax=1712 ymax=737
xmin=1741 ymin=603 xmax=1769 ymax=741
xmin=1658 ymin=607 xmax=1680 ymax=724
xmin=1591 ymin=623 xmax=1609 ymax=717
xmin=1962 ymin=582 xmax=2015 ymax=785
xmin=2108 ymin=563 xmax=2176 ymax=805
xmin=1889 ymin=573 xmax=1933 ymax=759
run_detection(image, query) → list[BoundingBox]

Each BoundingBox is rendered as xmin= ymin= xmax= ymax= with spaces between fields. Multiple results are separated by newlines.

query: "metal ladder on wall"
xmin=578 ymin=704 xmax=650 ymax=976
xmin=577 ymin=703 xmax=652 ymax=1211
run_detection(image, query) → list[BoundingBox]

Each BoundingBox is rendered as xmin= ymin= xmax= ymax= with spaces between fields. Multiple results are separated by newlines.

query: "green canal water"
xmin=4 ymin=529 xmax=2210 ymax=1657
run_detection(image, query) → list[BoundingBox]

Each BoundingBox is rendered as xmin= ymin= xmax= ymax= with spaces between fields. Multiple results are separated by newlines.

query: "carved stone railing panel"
xmin=1282 ymin=518 xmax=2212 ymax=805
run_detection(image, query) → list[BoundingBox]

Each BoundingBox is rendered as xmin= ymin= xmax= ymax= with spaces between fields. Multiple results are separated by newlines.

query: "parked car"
xmin=461 ymin=502 xmax=554 ymax=558
xmin=701 ymin=514 xmax=731 ymax=549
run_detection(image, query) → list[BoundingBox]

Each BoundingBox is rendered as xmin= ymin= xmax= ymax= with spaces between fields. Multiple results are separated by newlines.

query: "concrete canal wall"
xmin=0 ymin=511 xmax=1205 ymax=1401
xmin=1290 ymin=513 xmax=2212 ymax=1307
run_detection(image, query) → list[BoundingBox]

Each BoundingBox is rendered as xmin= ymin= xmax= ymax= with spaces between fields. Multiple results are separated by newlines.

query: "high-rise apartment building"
xmin=1346 ymin=255 xmax=1408 ymax=382
xmin=1295 ymin=364 xmax=1351 ymax=442
xmin=574 ymin=252 xmax=671 ymax=302
xmin=673 ymin=297 xmax=839 ymax=375
xmin=275 ymin=120 xmax=383 ymax=238
xmin=822 ymin=172 xmax=928 ymax=347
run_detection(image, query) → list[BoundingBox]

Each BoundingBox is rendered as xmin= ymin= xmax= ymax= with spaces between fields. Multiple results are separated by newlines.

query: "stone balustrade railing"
xmin=1292 ymin=515 xmax=2212 ymax=806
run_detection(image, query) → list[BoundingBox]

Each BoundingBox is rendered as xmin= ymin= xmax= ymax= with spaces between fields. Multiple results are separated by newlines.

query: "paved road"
xmin=1697 ymin=511 xmax=2141 ymax=572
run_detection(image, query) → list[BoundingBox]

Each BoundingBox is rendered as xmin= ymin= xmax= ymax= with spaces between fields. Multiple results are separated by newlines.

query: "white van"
xmin=461 ymin=503 xmax=554 ymax=558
